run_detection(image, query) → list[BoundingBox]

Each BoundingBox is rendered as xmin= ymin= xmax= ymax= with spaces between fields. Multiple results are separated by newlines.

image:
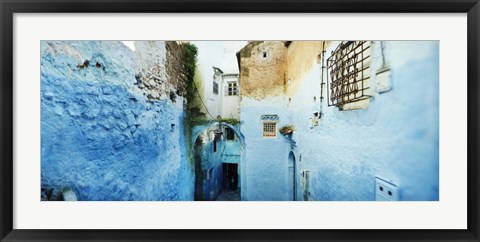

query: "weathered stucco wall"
xmin=240 ymin=96 xmax=292 ymax=201
xmin=133 ymin=41 xmax=168 ymax=100
xmin=239 ymin=41 xmax=439 ymax=201
xmin=41 ymin=41 xmax=194 ymax=201
xmin=239 ymin=41 xmax=287 ymax=99
xmin=290 ymin=41 xmax=439 ymax=201
xmin=286 ymin=41 xmax=326 ymax=98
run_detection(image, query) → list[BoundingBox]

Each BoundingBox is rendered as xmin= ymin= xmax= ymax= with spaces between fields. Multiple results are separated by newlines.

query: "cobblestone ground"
xmin=215 ymin=191 xmax=240 ymax=201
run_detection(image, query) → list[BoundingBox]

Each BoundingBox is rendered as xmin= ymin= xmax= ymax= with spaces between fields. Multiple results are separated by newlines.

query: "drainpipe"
xmin=319 ymin=41 xmax=326 ymax=119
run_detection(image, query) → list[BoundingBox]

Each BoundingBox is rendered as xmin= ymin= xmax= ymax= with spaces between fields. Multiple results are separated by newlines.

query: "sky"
xmin=192 ymin=41 xmax=247 ymax=75
xmin=122 ymin=40 xmax=247 ymax=75
xmin=122 ymin=41 xmax=135 ymax=51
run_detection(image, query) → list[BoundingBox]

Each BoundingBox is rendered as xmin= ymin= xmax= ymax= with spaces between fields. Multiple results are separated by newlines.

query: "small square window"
xmin=262 ymin=51 xmax=268 ymax=58
xmin=262 ymin=122 xmax=277 ymax=138
xmin=228 ymin=82 xmax=238 ymax=96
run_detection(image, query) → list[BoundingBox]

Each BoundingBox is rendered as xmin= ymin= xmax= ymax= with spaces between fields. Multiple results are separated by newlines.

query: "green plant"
xmin=183 ymin=43 xmax=199 ymax=108
xmin=220 ymin=118 xmax=240 ymax=126
xmin=191 ymin=117 xmax=211 ymax=124
xmin=190 ymin=117 xmax=240 ymax=126
xmin=183 ymin=43 xmax=198 ymax=80
xmin=279 ymin=124 xmax=296 ymax=135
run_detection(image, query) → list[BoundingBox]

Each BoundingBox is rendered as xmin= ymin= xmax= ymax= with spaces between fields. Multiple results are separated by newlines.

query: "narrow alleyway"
xmin=215 ymin=191 xmax=240 ymax=201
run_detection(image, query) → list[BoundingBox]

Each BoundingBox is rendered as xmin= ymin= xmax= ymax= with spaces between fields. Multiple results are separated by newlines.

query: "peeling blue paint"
xmin=41 ymin=41 xmax=194 ymax=201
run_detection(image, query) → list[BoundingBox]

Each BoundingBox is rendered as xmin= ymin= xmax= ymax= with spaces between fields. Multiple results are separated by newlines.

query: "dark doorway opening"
xmin=288 ymin=151 xmax=296 ymax=201
xmin=225 ymin=127 xmax=235 ymax=140
xmin=222 ymin=163 xmax=238 ymax=191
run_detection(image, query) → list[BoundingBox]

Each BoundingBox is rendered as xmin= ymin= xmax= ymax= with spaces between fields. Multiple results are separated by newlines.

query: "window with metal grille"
xmin=327 ymin=41 xmax=371 ymax=107
xmin=262 ymin=122 xmax=277 ymax=137
xmin=213 ymin=82 xmax=219 ymax=94
xmin=228 ymin=82 xmax=238 ymax=96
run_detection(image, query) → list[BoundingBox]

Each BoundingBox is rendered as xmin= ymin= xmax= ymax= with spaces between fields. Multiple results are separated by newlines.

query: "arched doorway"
xmin=288 ymin=151 xmax=296 ymax=201
xmin=192 ymin=123 xmax=245 ymax=201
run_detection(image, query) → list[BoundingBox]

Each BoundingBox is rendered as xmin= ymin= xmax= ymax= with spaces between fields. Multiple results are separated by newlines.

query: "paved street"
xmin=215 ymin=191 xmax=240 ymax=201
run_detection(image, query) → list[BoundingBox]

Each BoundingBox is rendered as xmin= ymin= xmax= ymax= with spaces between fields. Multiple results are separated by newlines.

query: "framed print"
xmin=1 ymin=0 xmax=479 ymax=241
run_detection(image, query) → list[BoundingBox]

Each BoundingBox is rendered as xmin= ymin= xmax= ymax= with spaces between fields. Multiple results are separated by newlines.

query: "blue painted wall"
xmin=41 ymin=41 xmax=194 ymax=201
xmin=240 ymin=41 xmax=439 ymax=201
xmin=240 ymin=99 xmax=293 ymax=201
xmin=291 ymin=41 xmax=439 ymax=201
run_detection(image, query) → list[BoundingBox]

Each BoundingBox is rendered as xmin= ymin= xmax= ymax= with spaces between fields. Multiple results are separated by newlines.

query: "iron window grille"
xmin=327 ymin=41 xmax=371 ymax=107
xmin=262 ymin=122 xmax=277 ymax=137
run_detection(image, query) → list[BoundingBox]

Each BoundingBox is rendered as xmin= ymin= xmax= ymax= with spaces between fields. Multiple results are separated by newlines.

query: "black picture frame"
xmin=1 ymin=0 xmax=479 ymax=241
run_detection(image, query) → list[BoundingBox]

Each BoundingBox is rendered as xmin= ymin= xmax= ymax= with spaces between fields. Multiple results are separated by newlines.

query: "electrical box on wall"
xmin=375 ymin=177 xmax=399 ymax=201
xmin=375 ymin=68 xmax=392 ymax=93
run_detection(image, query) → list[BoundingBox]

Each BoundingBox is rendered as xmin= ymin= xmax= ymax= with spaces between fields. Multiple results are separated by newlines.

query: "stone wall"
xmin=238 ymin=41 xmax=288 ymax=99
xmin=41 ymin=41 xmax=194 ymax=201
